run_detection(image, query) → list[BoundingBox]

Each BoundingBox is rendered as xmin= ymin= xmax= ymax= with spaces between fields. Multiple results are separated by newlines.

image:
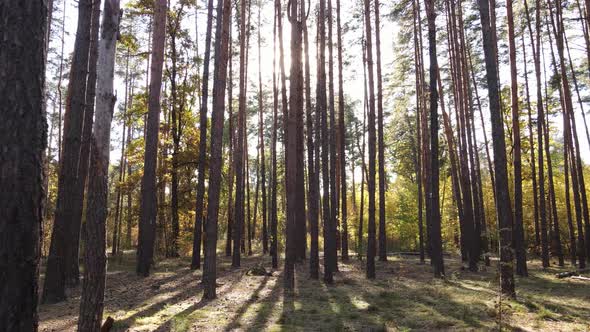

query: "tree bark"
xmin=374 ymin=0 xmax=387 ymax=262
xmin=424 ymin=0 xmax=444 ymax=278
xmin=44 ymin=0 xmax=94 ymax=303
xmin=192 ymin=0 xmax=214 ymax=265
xmin=0 ymin=0 xmax=46 ymax=327
xmin=304 ymin=0 xmax=320 ymax=278
xmin=507 ymin=0 xmax=528 ymax=276
xmin=477 ymin=0 xmax=515 ymax=297
xmin=137 ymin=0 xmax=167 ymax=277
xmin=202 ymin=0 xmax=231 ymax=300
xmin=77 ymin=1 xmax=120 ymax=329
xmin=363 ymin=0 xmax=377 ymax=279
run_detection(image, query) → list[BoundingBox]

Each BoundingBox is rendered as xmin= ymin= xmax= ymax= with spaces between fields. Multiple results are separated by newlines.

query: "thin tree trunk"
xmin=363 ymin=0 xmax=377 ymax=279
xmin=257 ymin=1 xmax=268 ymax=255
xmin=225 ymin=13 xmax=235 ymax=258
xmin=524 ymin=0 xmax=550 ymax=267
xmin=521 ymin=32 xmax=541 ymax=249
xmin=192 ymin=0 xmax=215 ymax=270
xmin=233 ymin=0 xmax=249 ymax=269
xmin=270 ymin=0 xmax=279 ymax=269
xmin=304 ymin=2 xmax=320 ymax=278
xmin=374 ymin=0 xmax=387 ymax=262
xmin=326 ymin=0 xmax=338 ymax=272
xmin=507 ymin=0 xmax=528 ymax=276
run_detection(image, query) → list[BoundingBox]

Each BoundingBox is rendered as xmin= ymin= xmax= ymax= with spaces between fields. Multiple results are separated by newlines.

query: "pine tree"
xmin=0 ymin=0 xmax=46 ymax=327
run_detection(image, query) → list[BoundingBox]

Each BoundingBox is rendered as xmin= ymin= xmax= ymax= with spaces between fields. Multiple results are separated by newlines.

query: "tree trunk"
xmin=327 ymin=0 xmax=338 ymax=273
xmin=137 ymin=0 xmax=167 ymax=277
xmin=363 ymin=0 xmax=377 ymax=280
xmin=507 ymin=0 xmax=528 ymax=276
xmin=233 ymin=0 xmax=249 ymax=269
xmin=0 ymin=0 xmax=46 ymax=327
xmin=192 ymin=0 xmax=214 ymax=269
xmin=257 ymin=1 xmax=268 ymax=255
xmin=304 ymin=3 xmax=319 ymax=278
xmin=44 ymin=0 xmax=94 ymax=303
xmin=77 ymin=1 xmax=120 ymax=329
xmin=335 ymin=0 xmax=348 ymax=262
xmin=374 ymin=0 xmax=387 ymax=262
xmin=424 ymin=0 xmax=444 ymax=278
xmin=202 ymin=0 xmax=231 ymax=300
xmin=521 ymin=31 xmax=541 ymax=250
xmin=270 ymin=0 xmax=280 ymax=269
xmin=225 ymin=14 xmax=234 ymax=258
xmin=477 ymin=0 xmax=515 ymax=297
xmin=284 ymin=0 xmax=304 ymax=291
xmin=523 ymin=0 xmax=549 ymax=268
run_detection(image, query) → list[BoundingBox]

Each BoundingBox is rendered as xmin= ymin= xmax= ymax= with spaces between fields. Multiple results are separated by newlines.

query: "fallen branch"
xmin=555 ymin=268 xmax=590 ymax=279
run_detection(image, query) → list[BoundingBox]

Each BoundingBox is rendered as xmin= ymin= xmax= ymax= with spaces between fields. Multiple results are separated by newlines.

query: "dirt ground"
xmin=39 ymin=252 xmax=590 ymax=331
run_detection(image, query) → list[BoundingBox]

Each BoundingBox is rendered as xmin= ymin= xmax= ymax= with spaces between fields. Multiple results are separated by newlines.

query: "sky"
xmin=48 ymin=0 xmax=590 ymax=175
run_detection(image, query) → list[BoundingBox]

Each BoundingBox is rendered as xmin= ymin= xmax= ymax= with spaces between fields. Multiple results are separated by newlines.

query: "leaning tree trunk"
xmin=77 ymin=1 xmax=120 ymax=329
xmin=43 ymin=0 xmax=93 ymax=304
xmin=67 ymin=0 xmax=102 ymax=286
xmin=0 ymin=1 xmax=46 ymax=328
xmin=137 ymin=0 xmax=167 ymax=277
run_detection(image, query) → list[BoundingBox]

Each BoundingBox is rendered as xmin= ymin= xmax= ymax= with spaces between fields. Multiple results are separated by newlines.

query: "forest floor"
xmin=39 ymin=251 xmax=590 ymax=331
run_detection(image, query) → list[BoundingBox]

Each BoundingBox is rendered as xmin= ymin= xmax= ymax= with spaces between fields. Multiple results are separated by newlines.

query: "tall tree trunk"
xmin=0 ymin=0 xmax=46 ymax=327
xmin=363 ymin=0 xmax=377 ymax=279
xmin=424 ymin=0 xmax=444 ymax=278
xmin=336 ymin=0 xmax=348 ymax=262
xmin=327 ymin=0 xmax=338 ymax=272
xmin=270 ymin=0 xmax=279 ymax=269
xmin=67 ymin=0 xmax=102 ymax=286
xmin=358 ymin=39 xmax=368 ymax=261
xmin=77 ymin=1 xmax=120 ymax=329
xmin=192 ymin=0 xmax=215 ymax=270
xmin=225 ymin=14 xmax=235 ymax=258
xmin=521 ymin=32 xmax=541 ymax=249
xmin=477 ymin=0 xmax=515 ymax=297
xmin=317 ymin=0 xmax=333 ymax=283
xmin=137 ymin=0 xmax=167 ymax=277
xmin=169 ymin=6 xmax=185 ymax=259
xmin=285 ymin=0 xmax=304 ymax=291
xmin=112 ymin=45 xmax=132 ymax=256
xmin=44 ymin=0 xmax=94 ymax=303
xmin=257 ymin=1 xmax=268 ymax=255
xmin=304 ymin=1 xmax=320 ymax=278
xmin=374 ymin=0 xmax=387 ymax=262
xmin=523 ymin=0 xmax=549 ymax=267
xmin=203 ymin=0 xmax=231 ymax=300
xmin=233 ymin=0 xmax=249 ymax=269
xmin=507 ymin=0 xmax=528 ymax=276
